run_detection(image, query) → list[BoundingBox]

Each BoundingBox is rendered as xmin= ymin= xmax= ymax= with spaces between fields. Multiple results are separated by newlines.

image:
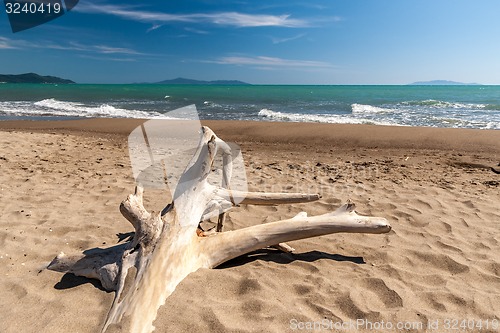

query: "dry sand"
xmin=0 ymin=119 xmax=499 ymax=333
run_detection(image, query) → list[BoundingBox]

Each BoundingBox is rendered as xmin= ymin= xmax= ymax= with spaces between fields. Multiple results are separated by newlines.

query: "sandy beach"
xmin=0 ymin=119 xmax=499 ymax=333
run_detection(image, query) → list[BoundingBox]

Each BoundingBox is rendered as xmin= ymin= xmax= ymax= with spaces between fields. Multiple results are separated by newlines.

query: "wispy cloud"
xmin=329 ymin=16 xmax=343 ymax=23
xmin=94 ymin=45 xmax=143 ymax=55
xmin=204 ymin=12 xmax=305 ymax=27
xmin=75 ymin=3 xmax=307 ymax=28
xmin=52 ymin=42 xmax=145 ymax=55
xmin=0 ymin=37 xmax=145 ymax=56
xmin=146 ymin=24 xmax=163 ymax=33
xmin=0 ymin=37 xmax=20 ymax=49
xmin=41 ymin=41 xmax=86 ymax=51
xmin=270 ymin=33 xmax=306 ymax=44
xmin=184 ymin=27 xmax=210 ymax=35
xmin=209 ymin=55 xmax=333 ymax=69
xmin=79 ymin=55 xmax=137 ymax=62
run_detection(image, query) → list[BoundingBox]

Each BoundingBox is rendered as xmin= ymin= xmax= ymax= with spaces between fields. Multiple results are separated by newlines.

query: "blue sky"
xmin=1 ymin=0 xmax=499 ymax=84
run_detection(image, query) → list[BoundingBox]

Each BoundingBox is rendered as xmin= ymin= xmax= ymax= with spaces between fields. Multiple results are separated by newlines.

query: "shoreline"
xmin=1 ymin=118 xmax=499 ymax=153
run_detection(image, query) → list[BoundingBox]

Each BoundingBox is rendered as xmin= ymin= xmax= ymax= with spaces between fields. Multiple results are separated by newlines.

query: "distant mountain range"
xmin=408 ymin=80 xmax=481 ymax=86
xmin=3 ymin=74 xmax=482 ymax=86
xmin=0 ymin=73 xmax=75 ymax=84
xmin=152 ymin=77 xmax=251 ymax=85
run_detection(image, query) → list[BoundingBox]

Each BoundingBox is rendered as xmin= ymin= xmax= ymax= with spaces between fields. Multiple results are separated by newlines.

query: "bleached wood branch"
xmin=199 ymin=203 xmax=390 ymax=268
xmin=47 ymin=126 xmax=391 ymax=333
xmin=217 ymin=188 xmax=321 ymax=205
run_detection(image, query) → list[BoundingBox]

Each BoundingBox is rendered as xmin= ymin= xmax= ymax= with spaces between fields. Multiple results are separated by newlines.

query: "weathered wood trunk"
xmin=47 ymin=126 xmax=391 ymax=333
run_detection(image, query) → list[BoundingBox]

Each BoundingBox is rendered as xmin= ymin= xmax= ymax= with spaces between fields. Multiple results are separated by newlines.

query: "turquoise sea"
xmin=0 ymin=84 xmax=499 ymax=129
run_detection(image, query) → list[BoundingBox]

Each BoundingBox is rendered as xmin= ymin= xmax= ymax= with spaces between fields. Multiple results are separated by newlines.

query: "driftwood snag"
xmin=47 ymin=126 xmax=391 ymax=333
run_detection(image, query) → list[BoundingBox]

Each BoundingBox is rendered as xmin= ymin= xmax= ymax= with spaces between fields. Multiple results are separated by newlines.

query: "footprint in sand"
xmin=359 ymin=278 xmax=403 ymax=309
xmin=410 ymin=250 xmax=469 ymax=275
xmin=237 ymin=277 xmax=262 ymax=295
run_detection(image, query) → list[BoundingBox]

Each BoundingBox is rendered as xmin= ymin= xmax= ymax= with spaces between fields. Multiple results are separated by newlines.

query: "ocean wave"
xmin=202 ymin=100 xmax=224 ymax=109
xmin=484 ymin=122 xmax=500 ymax=129
xmin=258 ymin=108 xmax=398 ymax=126
xmin=425 ymin=113 xmax=500 ymax=129
xmin=400 ymin=99 xmax=486 ymax=109
xmin=351 ymin=103 xmax=394 ymax=114
xmin=483 ymin=104 xmax=500 ymax=111
xmin=1 ymin=98 xmax=172 ymax=119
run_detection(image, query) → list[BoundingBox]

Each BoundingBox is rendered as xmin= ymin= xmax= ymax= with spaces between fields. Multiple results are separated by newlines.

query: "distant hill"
xmin=409 ymin=80 xmax=481 ymax=86
xmin=0 ymin=73 xmax=75 ymax=84
xmin=154 ymin=77 xmax=250 ymax=85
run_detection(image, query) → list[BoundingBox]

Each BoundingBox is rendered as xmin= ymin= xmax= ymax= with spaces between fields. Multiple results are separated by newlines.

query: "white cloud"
xmin=79 ymin=55 xmax=137 ymax=62
xmin=184 ymin=27 xmax=210 ymax=35
xmin=43 ymin=42 xmax=86 ymax=51
xmin=0 ymin=37 xmax=145 ymax=56
xmin=147 ymin=24 xmax=163 ymax=33
xmin=75 ymin=3 xmax=307 ymax=28
xmin=0 ymin=37 xmax=20 ymax=49
xmin=270 ymin=33 xmax=306 ymax=44
xmin=212 ymin=55 xmax=333 ymax=69
xmin=94 ymin=45 xmax=143 ymax=55
xmin=203 ymin=12 xmax=305 ymax=27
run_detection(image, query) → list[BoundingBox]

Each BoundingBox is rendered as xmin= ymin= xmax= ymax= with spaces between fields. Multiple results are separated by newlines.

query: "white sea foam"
xmin=401 ymin=99 xmax=486 ymax=110
xmin=258 ymin=108 xmax=398 ymax=126
xmin=202 ymin=100 xmax=224 ymax=109
xmin=34 ymin=98 xmax=81 ymax=110
xmin=0 ymin=101 xmax=29 ymax=111
xmin=484 ymin=122 xmax=500 ymax=130
xmin=351 ymin=103 xmax=393 ymax=114
xmin=1 ymin=99 xmax=174 ymax=119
